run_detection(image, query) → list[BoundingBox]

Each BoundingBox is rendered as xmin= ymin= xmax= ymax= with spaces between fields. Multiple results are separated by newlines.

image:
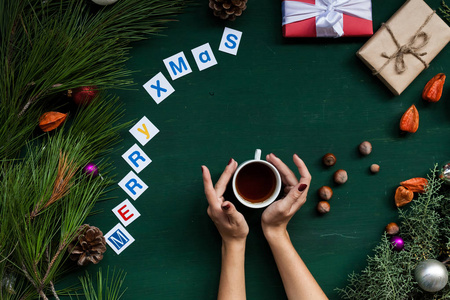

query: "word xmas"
xmin=105 ymin=116 xmax=158 ymax=254
xmin=143 ymin=27 xmax=243 ymax=104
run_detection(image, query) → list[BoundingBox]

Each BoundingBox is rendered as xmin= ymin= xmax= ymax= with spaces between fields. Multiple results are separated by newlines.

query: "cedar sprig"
xmin=338 ymin=165 xmax=450 ymax=299
xmin=440 ymin=1 xmax=450 ymax=24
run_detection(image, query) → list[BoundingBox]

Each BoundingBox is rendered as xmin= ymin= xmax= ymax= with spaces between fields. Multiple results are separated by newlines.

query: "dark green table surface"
xmin=60 ymin=0 xmax=450 ymax=299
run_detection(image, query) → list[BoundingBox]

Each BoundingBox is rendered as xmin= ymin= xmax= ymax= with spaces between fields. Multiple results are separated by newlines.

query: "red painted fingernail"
xmin=222 ymin=204 xmax=230 ymax=211
xmin=298 ymin=184 xmax=307 ymax=192
xmin=228 ymin=158 xmax=233 ymax=165
xmin=201 ymin=166 xmax=204 ymax=173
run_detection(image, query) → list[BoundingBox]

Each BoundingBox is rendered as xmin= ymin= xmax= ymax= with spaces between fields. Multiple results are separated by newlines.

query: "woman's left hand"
xmin=202 ymin=160 xmax=249 ymax=245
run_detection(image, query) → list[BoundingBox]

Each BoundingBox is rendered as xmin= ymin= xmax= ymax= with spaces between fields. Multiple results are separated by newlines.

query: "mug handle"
xmin=254 ymin=149 xmax=262 ymax=160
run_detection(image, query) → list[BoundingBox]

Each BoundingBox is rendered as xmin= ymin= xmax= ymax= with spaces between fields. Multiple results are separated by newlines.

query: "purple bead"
xmin=83 ymin=162 xmax=99 ymax=178
xmin=390 ymin=236 xmax=404 ymax=251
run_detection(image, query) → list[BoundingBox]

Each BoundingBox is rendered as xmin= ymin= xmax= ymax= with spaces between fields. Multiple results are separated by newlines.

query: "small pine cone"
xmin=68 ymin=224 xmax=107 ymax=266
xmin=209 ymin=0 xmax=247 ymax=21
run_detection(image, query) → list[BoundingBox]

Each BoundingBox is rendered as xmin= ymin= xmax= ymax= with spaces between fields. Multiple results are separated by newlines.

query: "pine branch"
xmin=77 ymin=267 xmax=127 ymax=300
xmin=30 ymin=151 xmax=78 ymax=219
xmin=0 ymin=0 xmax=188 ymax=297
xmin=0 ymin=0 xmax=187 ymax=159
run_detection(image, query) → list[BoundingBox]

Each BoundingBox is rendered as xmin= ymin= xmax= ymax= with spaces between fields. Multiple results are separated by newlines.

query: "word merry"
xmin=143 ymin=27 xmax=243 ymax=104
xmin=105 ymin=116 xmax=158 ymax=254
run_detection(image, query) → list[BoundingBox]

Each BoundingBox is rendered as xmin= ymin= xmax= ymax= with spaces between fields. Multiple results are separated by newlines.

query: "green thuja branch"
xmin=338 ymin=165 xmax=450 ymax=299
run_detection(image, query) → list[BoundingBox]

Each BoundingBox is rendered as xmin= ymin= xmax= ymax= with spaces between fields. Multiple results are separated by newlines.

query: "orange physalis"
xmin=399 ymin=104 xmax=419 ymax=133
xmin=422 ymin=73 xmax=445 ymax=102
xmin=39 ymin=112 xmax=67 ymax=132
xmin=400 ymin=177 xmax=428 ymax=193
xmin=394 ymin=186 xmax=414 ymax=207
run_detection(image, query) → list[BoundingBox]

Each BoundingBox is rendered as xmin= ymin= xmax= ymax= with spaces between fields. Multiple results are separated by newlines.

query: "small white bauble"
xmin=92 ymin=0 xmax=118 ymax=5
xmin=414 ymin=259 xmax=448 ymax=293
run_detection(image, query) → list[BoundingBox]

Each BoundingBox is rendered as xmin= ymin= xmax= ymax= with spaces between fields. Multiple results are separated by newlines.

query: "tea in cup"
xmin=232 ymin=149 xmax=282 ymax=208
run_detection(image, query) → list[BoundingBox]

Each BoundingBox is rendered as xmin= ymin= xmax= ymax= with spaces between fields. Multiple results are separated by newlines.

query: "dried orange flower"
xmin=39 ymin=112 xmax=67 ymax=132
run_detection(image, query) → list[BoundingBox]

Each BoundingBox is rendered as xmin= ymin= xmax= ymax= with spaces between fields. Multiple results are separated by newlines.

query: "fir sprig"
xmin=338 ymin=165 xmax=450 ymax=299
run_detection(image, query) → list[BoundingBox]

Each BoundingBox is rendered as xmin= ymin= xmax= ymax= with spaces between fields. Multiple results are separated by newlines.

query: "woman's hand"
xmin=261 ymin=154 xmax=311 ymax=237
xmin=202 ymin=160 xmax=249 ymax=245
xmin=203 ymin=160 xmax=249 ymax=300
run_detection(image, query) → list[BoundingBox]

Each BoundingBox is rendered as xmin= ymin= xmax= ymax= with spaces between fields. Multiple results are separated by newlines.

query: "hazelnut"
xmin=359 ymin=141 xmax=372 ymax=156
xmin=370 ymin=164 xmax=380 ymax=173
xmin=318 ymin=186 xmax=333 ymax=200
xmin=317 ymin=201 xmax=330 ymax=214
xmin=334 ymin=169 xmax=348 ymax=184
xmin=322 ymin=153 xmax=336 ymax=167
xmin=385 ymin=222 xmax=400 ymax=235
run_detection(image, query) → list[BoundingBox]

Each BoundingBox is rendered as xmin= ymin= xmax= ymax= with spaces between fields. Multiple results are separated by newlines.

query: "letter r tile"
xmin=118 ymin=171 xmax=148 ymax=200
xmin=122 ymin=144 xmax=152 ymax=174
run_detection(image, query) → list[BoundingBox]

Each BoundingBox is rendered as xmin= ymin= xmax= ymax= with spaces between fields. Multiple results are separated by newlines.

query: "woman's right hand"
xmin=261 ymin=154 xmax=311 ymax=237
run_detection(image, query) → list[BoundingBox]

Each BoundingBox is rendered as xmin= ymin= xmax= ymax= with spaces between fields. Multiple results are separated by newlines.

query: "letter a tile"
xmin=191 ymin=43 xmax=218 ymax=71
xmin=129 ymin=116 xmax=159 ymax=146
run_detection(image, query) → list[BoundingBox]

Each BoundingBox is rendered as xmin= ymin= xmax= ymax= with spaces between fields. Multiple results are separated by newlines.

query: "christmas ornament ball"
xmin=83 ymin=163 xmax=99 ymax=178
xmin=91 ymin=0 xmax=118 ymax=5
xmin=71 ymin=86 xmax=98 ymax=106
xmin=390 ymin=236 xmax=404 ymax=251
xmin=440 ymin=162 xmax=450 ymax=184
xmin=414 ymin=259 xmax=448 ymax=292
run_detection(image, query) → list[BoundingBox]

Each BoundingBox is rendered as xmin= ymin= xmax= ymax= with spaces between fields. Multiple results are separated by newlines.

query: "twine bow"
xmin=374 ymin=11 xmax=435 ymax=75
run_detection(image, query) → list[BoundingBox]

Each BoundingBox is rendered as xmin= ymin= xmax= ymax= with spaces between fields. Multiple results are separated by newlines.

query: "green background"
xmin=61 ymin=0 xmax=450 ymax=299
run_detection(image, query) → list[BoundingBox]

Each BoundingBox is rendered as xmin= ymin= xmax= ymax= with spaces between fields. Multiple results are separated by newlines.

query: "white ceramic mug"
xmin=232 ymin=149 xmax=282 ymax=208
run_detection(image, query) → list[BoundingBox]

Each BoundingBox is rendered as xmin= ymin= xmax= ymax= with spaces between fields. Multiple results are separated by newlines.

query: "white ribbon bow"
xmin=282 ymin=0 xmax=372 ymax=37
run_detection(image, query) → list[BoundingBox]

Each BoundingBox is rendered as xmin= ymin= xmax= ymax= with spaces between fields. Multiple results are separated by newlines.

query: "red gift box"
xmin=282 ymin=0 xmax=373 ymax=38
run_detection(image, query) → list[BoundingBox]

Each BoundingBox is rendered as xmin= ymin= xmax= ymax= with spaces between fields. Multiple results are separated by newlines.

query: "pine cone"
xmin=209 ymin=0 xmax=247 ymax=21
xmin=68 ymin=224 xmax=106 ymax=266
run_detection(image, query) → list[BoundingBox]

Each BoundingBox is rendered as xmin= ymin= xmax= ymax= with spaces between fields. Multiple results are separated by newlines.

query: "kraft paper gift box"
xmin=357 ymin=0 xmax=450 ymax=95
xmin=282 ymin=0 xmax=373 ymax=38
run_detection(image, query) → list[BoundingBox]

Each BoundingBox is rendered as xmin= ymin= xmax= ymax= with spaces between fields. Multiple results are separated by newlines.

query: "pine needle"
xmin=30 ymin=151 xmax=78 ymax=219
